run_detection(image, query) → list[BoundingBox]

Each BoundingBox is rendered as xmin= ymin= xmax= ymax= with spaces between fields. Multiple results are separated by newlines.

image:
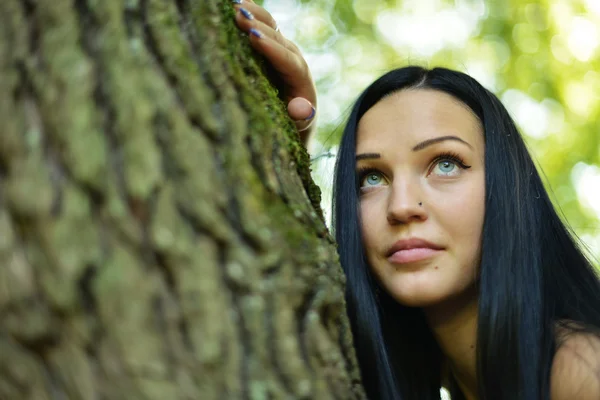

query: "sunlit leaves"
xmin=261 ymin=0 xmax=600 ymax=262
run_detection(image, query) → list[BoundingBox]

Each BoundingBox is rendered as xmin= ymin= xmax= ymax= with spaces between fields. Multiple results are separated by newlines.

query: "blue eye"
xmin=429 ymin=152 xmax=471 ymax=177
xmin=437 ymin=160 xmax=456 ymax=174
xmin=365 ymin=173 xmax=382 ymax=185
xmin=358 ymin=169 xmax=385 ymax=188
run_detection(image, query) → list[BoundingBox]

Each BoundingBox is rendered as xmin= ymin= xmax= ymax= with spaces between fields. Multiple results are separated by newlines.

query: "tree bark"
xmin=0 ymin=0 xmax=365 ymax=399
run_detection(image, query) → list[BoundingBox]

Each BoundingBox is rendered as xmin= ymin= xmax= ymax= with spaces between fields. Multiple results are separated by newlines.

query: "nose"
xmin=386 ymin=178 xmax=427 ymax=225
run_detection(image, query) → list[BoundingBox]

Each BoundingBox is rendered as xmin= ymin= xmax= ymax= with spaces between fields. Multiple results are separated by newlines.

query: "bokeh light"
xmin=262 ymin=0 xmax=600 ymax=264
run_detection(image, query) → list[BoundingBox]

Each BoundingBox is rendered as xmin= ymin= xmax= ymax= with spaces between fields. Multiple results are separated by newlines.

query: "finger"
xmin=232 ymin=0 xmax=278 ymax=32
xmin=289 ymin=100 xmax=316 ymax=142
xmin=288 ymin=97 xmax=316 ymax=127
xmin=289 ymin=99 xmax=316 ymax=146
xmin=234 ymin=7 xmax=298 ymax=56
xmin=245 ymin=27 xmax=305 ymax=82
xmin=246 ymin=28 xmax=317 ymax=116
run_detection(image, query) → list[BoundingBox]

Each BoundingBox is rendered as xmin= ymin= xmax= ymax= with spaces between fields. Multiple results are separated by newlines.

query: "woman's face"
xmin=356 ymin=89 xmax=486 ymax=308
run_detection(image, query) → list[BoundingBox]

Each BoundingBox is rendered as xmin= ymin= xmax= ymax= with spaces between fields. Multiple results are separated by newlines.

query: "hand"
xmin=233 ymin=0 xmax=317 ymax=145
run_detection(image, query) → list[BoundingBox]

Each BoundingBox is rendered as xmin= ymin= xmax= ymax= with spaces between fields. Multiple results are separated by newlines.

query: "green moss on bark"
xmin=0 ymin=0 xmax=364 ymax=398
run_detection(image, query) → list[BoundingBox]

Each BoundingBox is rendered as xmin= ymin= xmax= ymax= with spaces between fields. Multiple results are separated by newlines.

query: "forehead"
xmin=356 ymin=89 xmax=483 ymax=151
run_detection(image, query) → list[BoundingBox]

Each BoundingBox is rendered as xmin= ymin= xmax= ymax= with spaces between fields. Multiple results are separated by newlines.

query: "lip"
xmin=386 ymin=238 xmax=444 ymax=264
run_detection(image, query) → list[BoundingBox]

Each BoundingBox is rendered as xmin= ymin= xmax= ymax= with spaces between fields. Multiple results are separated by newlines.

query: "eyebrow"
xmin=355 ymin=135 xmax=472 ymax=160
xmin=355 ymin=153 xmax=380 ymax=161
xmin=411 ymin=135 xmax=472 ymax=151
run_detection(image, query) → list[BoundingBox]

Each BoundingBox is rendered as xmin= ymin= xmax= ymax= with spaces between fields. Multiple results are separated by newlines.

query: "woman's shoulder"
xmin=551 ymin=324 xmax=600 ymax=400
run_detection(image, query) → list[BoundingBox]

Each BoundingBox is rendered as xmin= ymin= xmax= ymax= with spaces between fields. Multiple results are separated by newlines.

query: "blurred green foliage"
xmin=261 ymin=0 xmax=600 ymax=264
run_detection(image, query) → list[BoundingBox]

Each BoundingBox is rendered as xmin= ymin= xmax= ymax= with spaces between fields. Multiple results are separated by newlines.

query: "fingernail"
xmin=240 ymin=7 xmax=254 ymax=20
xmin=232 ymin=0 xmax=243 ymax=4
xmin=249 ymin=28 xmax=263 ymax=38
xmin=305 ymin=106 xmax=316 ymax=121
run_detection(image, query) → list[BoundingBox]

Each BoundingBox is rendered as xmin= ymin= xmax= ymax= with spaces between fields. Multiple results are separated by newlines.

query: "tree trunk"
xmin=0 ymin=0 xmax=365 ymax=399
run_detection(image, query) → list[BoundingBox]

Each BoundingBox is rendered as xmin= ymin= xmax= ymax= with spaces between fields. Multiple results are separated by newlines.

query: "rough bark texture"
xmin=0 ymin=0 xmax=365 ymax=399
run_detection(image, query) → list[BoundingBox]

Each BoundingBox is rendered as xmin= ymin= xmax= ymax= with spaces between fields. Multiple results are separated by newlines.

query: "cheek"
xmin=443 ymin=177 xmax=486 ymax=253
xmin=359 ymin=202 xmax=373 ymax=246
xmin=359 ymin=199 xmax=383 ymax=255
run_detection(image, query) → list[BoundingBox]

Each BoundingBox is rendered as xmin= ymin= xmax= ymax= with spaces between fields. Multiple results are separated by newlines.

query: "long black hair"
xmin=332 ymin=66 xmax=600 ymax=400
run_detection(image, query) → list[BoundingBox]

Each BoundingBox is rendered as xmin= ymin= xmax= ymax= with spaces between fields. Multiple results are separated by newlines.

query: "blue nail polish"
xmin=240 ymin=7 xmax=254 ymax=20
xmin=305 ymin=107 xmax=316 ymax=121
xmin=232 ymin=0 xmax=243 ymax=4
xmin=249 ymin=28 xmax=263 ymax=38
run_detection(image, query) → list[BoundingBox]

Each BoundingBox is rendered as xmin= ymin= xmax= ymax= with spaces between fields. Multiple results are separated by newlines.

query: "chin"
xmin=374 ymin=261 xmax=478 ymax=308
xmin=383 ymin=280 xmax=478 ymax=312
xmin=389 ymin=291 xmax=449 ymax=308
xmin=377 ymin=270 xmax=443 ymax=303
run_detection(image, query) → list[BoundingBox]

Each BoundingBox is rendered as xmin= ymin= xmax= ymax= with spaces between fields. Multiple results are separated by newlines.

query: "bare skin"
xmin=357 ymin=90 xmax=485 ymax=399
xmin=232 ymin=0 xmax=317 ymax=145
xmin=235 ymin=4 xmax=600 ymax=399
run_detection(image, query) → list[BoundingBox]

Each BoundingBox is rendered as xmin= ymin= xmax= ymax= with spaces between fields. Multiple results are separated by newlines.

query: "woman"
xmin=233 ymin=2 xmax=600 ymax=399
